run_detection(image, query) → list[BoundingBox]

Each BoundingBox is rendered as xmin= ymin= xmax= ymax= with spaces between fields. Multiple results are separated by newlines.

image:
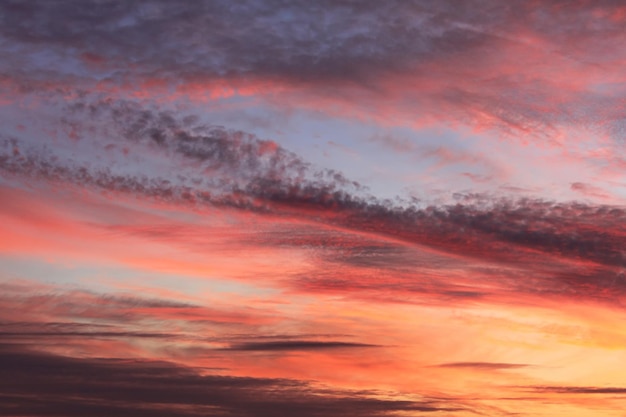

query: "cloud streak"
xmin=1 ymin=98 xmax=625 ymax=308
xmin=0 ymin=344 xmax=463 ymax=417
xmin=436 ymin=362 xmax=530 ymax=370
xmin=225 ymin=340 xmax=379 ymax=352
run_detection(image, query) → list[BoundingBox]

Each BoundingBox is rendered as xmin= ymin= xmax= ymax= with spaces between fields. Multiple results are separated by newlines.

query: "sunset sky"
xmin=1 ymin=1 xmax=626 ymax=416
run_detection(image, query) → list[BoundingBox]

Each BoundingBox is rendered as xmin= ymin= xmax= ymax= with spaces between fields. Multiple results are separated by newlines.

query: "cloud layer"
xmin=2 ymin=0 xmax=626 ymax=139
xmin=2 ymin=2 xmax=626 ymax=416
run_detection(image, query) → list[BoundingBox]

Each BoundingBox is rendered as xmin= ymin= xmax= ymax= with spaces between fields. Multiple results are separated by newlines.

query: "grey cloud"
xmin=2 ymin=0 xmax=626 ymax=139
xmin=225 ymin=340 xmax=379 ymax=351
xmin=0 ymin=344 xmax=465 ymax=417
xmin=526 ymin=385 xmax=626 ymax=395
xmin=0 ymin=1 xmax=495 ymax=84
xmin=2 ymin=99 xmax=626 ymax=306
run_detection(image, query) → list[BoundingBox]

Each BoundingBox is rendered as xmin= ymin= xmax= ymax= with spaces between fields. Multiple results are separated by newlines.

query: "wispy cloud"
xmin=526 ymin=386 xmax=626 ymax=395
xmin=436 ymin=362 xmax=530 ymax=370
xmin=224 ymin=340 xmax=379 ymax=352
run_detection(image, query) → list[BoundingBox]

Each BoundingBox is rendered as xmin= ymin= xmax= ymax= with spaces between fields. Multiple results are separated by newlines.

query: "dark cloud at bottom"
xmin=0 ymin=344 xmax=462 ymax=417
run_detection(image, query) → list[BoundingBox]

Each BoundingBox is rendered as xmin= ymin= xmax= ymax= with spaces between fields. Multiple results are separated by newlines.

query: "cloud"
xmin=0 ymin=281 xmax=277 ymax=349
xmin=225 ymin=340 xmax=379 ymax=352
xmin=0 ymin=343 xmax=464 ymax=417
xmin=436 ymin=362 xmax=530 ymax=370
xmin=526 ymin=386 xmax=626 ymax=395
xmin=0 ymin=321 xmax=173 ymax=340
xmin=0 ymin=1 xmax=492 ymax=84
xmin=2 ymin=4 xmax=626 ymax=416
xmin=2 ymin=1 xmax=626 ymax=138
xmin=2 ymin=98 xmax=626 ymax=307
xmin=368 ymin=133 xmax=507 ymax=185
xmin=570 ymin=182 xmax=612 ymax=200
xmin=1 ymin=97 xmax=361 ymax=198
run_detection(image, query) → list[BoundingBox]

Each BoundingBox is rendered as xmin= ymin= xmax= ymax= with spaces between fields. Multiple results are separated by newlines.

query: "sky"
xmin=1 ymin=1 xmax=626 ymax=416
